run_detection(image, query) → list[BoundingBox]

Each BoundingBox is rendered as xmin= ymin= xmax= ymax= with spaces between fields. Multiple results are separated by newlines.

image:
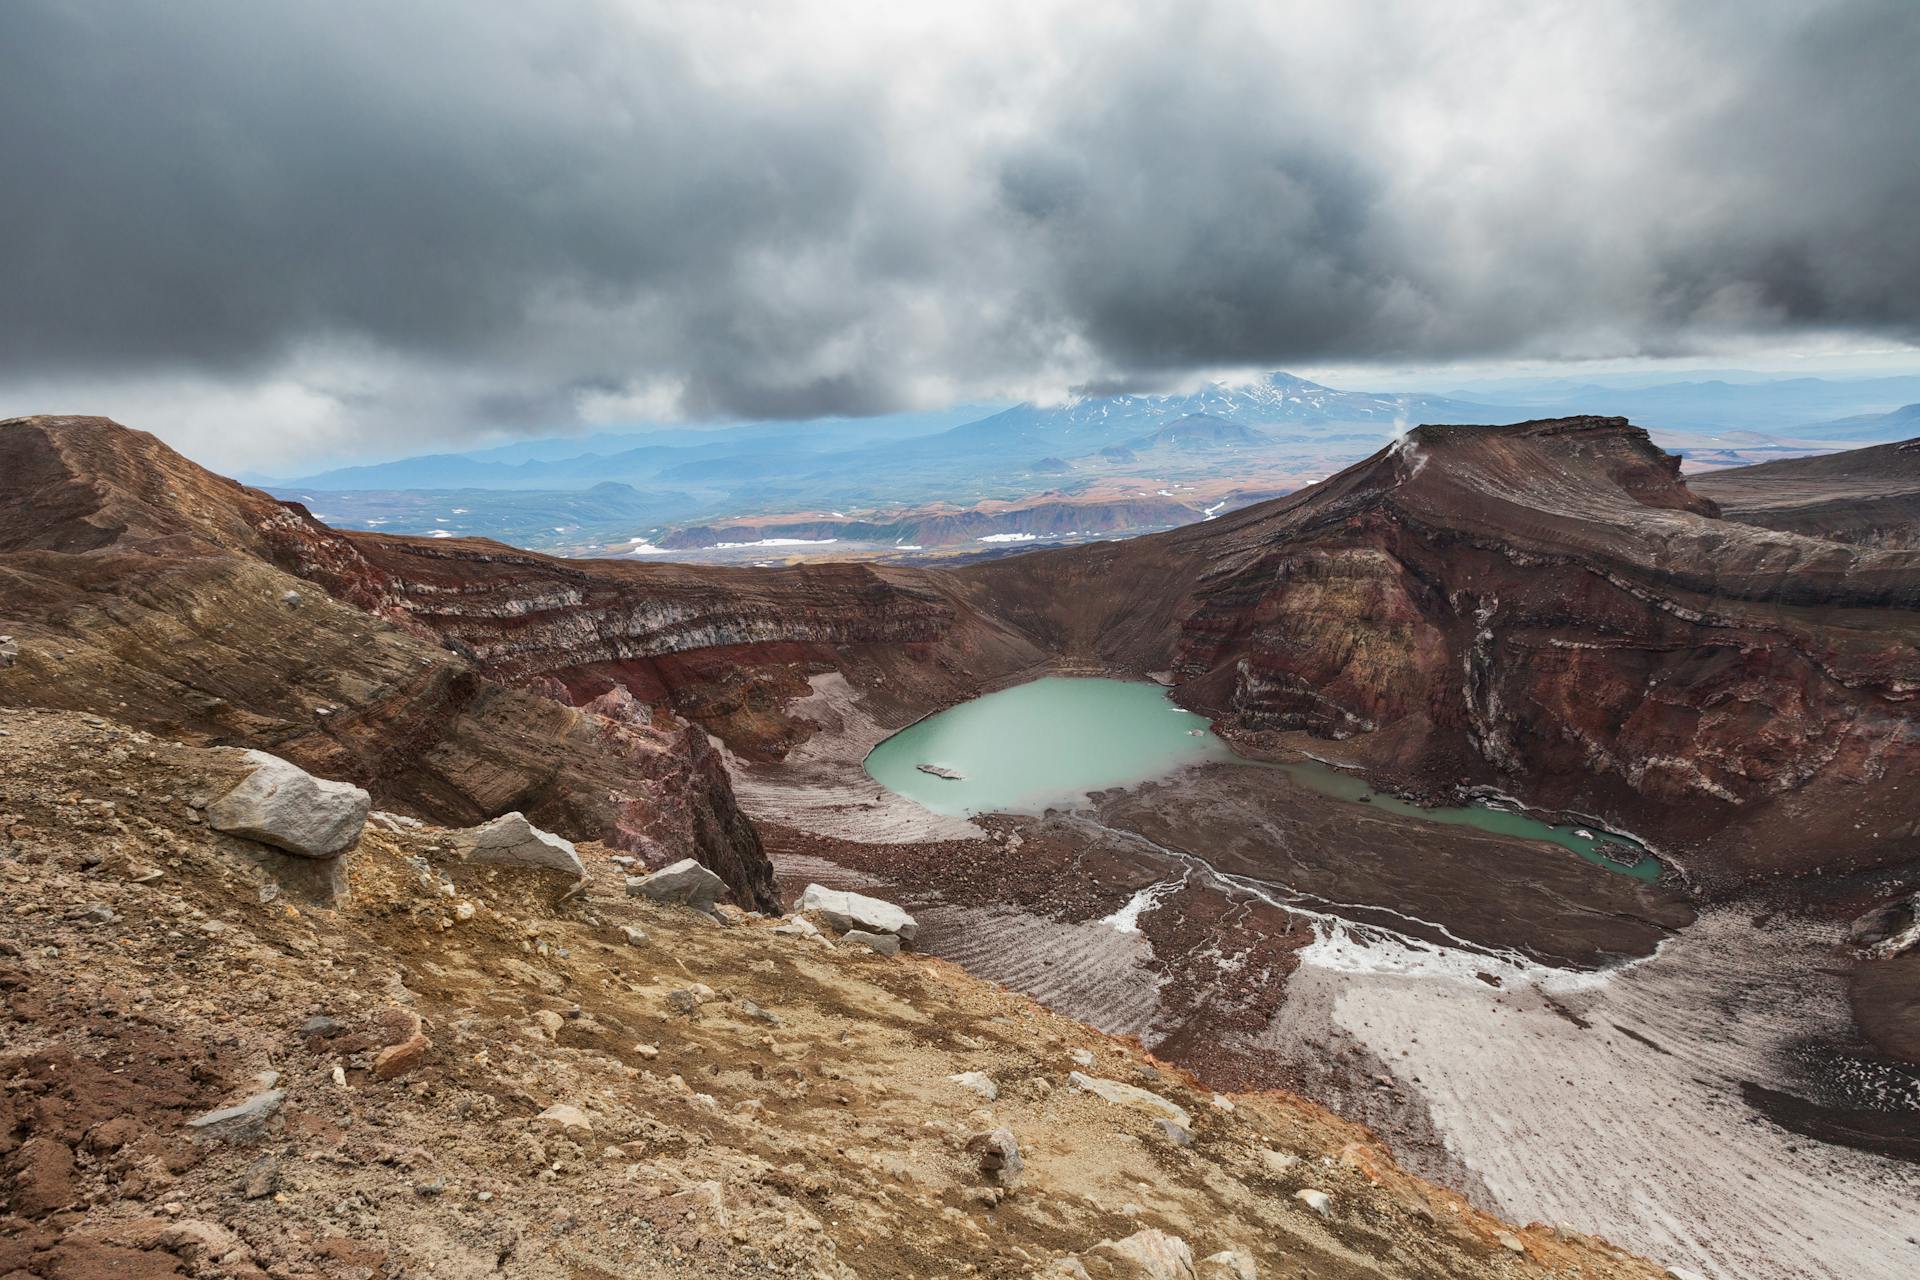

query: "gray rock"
xmin=967 ymin=1127 xmax=1022 ymax=1183
xmin=300 ymin=1014 xmax=344 ymax=1039
xmin=736 ymin=999 xmax=781 ymax=1026
xmin=207 ymin=751 xmax=369 ymax=858
xmin=627 ymin=858 xmax=727 ymax=911
xmin=772 ymin=916 xmax=820 ymax=938
xmin=1847 ymin=892 xmax=1918 ymax=957
xmin=1293 ymin=1188 xmax=1331 ymax=1217
xmin=242 ymin=1156 xmax=280 ymax=1199
xmin=0 ymin=636 xmax=16 ymax=668
xmin=618 ymin=925 xmax=648 ymax=946
xmin=795 ymin=883 xmax=917 ymax=941
xmin=1156 ymin=1118 xmax=1193 ymax=1147
xmin=186 ymin=1089 xmax=286 ymax=1140
xmin=458 ymin=812 xmax=584 ymax=877
xmin=840 ymin=929 xmax=900 ymax=955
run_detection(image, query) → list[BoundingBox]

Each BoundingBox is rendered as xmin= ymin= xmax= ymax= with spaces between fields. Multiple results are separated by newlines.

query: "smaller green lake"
xmin=863 ymin=677 xmax=1658 ymax=880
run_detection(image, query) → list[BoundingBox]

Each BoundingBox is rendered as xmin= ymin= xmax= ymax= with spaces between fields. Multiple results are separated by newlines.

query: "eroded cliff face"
xmin=0 ymin=416 xmax=781 ymax=910
xmin=960 ymin=419 xmax=1920 ymax=882
xmin=7 ymin=414 xmax=1917 ymax=891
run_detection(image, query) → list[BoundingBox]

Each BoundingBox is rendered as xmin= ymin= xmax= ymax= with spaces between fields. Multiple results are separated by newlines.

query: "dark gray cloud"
xmin=0 ymin=0 xmax=1914 ymax=467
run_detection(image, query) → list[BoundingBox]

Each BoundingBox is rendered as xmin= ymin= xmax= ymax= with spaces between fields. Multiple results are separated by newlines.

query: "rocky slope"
xmin=0 ymin=707 xmax=1677 ymax=1280
xmin=9 ymin=414 xmax=1918 ymax=893
xmin=0 ymin=417 xmax=781 ymax=910
xmin=1692 ymin=437 xmax=1920 ymax=548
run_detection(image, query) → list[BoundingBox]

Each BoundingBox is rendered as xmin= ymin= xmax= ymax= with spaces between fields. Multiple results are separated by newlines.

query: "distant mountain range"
xmin=1454 ymin=376 xmax=1920 ymax=435
xmin=1785 ymin=402 xmax=1920 ymax=442
xmin=260 ymin=369 xmax=1920 ymax=558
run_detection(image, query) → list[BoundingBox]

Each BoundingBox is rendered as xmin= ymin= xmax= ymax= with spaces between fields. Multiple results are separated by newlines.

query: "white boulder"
xmin=207 ymin=751 xmax=369 ymax=858
xmin=459 ymin=812 xmax=584 ymax=877
xmin=795 ymin=883 xmax=918 ymax=942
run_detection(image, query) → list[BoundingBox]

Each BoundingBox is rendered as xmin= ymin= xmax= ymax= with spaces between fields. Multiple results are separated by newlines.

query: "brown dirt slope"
xmin=0 ymin=706 xmax=1672 ymax=1280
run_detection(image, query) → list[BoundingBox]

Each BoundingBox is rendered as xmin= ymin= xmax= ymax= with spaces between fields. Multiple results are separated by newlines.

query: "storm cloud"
xmin=1 ymin=0 xmax=1915 ymax=467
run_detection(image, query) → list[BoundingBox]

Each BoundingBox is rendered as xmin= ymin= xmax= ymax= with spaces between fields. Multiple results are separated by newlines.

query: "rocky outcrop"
xmin=0 ymin=416 xmax=779 ymax=911
xmin=961 ymin=419 xmax=1920 ymax=883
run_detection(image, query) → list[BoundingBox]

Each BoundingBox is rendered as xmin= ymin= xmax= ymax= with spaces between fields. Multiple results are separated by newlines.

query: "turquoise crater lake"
xmin=863 ymin=677 xmax=1235 ymax=816
xmin=863 ymin=677 xmax=1658 ymax=880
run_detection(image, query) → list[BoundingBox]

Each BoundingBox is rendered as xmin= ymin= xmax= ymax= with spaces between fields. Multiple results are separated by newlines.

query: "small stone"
xmin=947 ymin=1071 xmax=998 ymax=1101
xmin=127 ymin=866 xmax=164 ymax=884
xmin=840 ymin=929 xmax=900 ymax=955
xmin=1155 ymin=1118 xmax=1193 ymax=1147
xmin=966 ymin=1127 xmax=1022 ymax=1184
xmin=372 ymin=1032 xmax=430 ymax=1080
xmin=300 ymin=1014 xmax=343 ymax=1037
xmin=665 ymin=990 xmax=700 ymax=1016
xmin=618 ymin=925 xmax=648 ymax=946
xmin=736 ymin=999 xmax=780 ymax=1026
xmin=1198 ymin=1249 xmax=1257 ymax=1280
xmin=1497 ymin=1232 xmax=1526 ymax=1255
xmin=634 ymin=1043 xmax=659 ymax=1060
xmin=241 ymin=1157 xmax=280 ymax=1199
xmin=186 ymin=1090 xmax=286 ymax=1140
xmin=1294 ymin=1188 xmax=1332 ymax=1217
xmin=1069 ymin=1048 xmax=1095 ymax=1067
xmin=1666 ymin=1269 xmax=1709 ymax=1280
xmin=531 ymin=1009 xmax=565 ymax=1038
xmin=1210 ymin=1094 xmax=1235 ymax=1113
xmin=453 ymin=901 xmax=476 ymax=922
xmin=536 ymin=1104 xmax=592 ymax=1137
xmin=414 ymin=1180 xmax=445 ymax=1198
xmin=772 ymin=915 xmax=819 ymax=938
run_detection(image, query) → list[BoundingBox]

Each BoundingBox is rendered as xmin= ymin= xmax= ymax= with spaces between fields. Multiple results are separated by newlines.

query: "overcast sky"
xmin=2 ymin=0 xmax=1916 ymax=470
